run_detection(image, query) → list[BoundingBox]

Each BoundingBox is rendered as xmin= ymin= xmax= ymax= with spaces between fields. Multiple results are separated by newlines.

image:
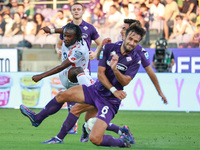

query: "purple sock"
xmin=57 ymin=112 xmax=79 ymax=139
xmin=100 ymin=135 xmax=124 ymax=147
xmin=35 ymin=97 xmax=63 ymax=123
xmin=106 ymin=123 xmax=120 ymax=134
xmin=67 ymin=102 xmax=76 ymax=112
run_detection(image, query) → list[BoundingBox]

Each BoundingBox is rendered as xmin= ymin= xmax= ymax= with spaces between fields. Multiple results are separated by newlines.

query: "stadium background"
xmin=0 ymin=0 xmax=200 ymax=149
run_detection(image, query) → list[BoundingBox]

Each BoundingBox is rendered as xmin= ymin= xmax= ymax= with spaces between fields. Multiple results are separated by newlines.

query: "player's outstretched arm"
xmin=145 ymin=65 xmax=168 ymax=104
xmin=32 ymin=59 xmax=73 ymax=82
xmin=40 ymin=26 xmax=64 ymax=34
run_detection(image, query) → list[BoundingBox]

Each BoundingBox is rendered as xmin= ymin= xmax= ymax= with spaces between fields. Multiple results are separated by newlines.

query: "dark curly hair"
xmin=33 ymin=13 xmax=45 ymax=24
xmin=63 ymin=23 xmax=83 ymax=44
xmin=126 ymin=22 xmax=146 ymax=40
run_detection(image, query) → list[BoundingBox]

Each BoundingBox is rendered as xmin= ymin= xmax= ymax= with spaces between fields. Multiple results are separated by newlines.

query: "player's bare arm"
xmin=98 ymin=66 xmax=126 ymax=100
xmin=41 ymin=26 xmax=64 ymax=34
xmin=32 ymin=58 xmax=73 ymax=82
xmin=89 ymin=37 xmax=102 ymax=60
xmin=110 ymin=54 xmax=132 ymax=86
xmin=145 ymin=65 xmax=167 ymax=104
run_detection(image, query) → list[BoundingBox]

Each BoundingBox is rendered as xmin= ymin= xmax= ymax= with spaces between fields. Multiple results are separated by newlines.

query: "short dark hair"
xmin=71 ymin=2 xmax=84 ymax=10
xmin=110 ymin=4 xmax=117 ymax=10
xmin=126 ymin=22 xmax=146 ymax=40
xmin=18 ymin=4 xmax=24 ymax=8
xmin=21 ymin=16 xmax=28 ymax=20
xmin=122 ymin=5 xmax=128 ymax=8
xmin=175 ymin=15 xmax=183 ymax=20
xmin=63 ymin=23 xmax=83 ymax=43
xmin=57 ymin=10 xmax=64 ymax=14
xmin=124 ymin=19 xmax=141 ymax=27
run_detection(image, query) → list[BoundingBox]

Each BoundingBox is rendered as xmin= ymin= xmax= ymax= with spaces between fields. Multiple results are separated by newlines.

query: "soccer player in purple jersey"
xmin=106 ymin=19 xmax=168 ymax=104
xmin=20 ymin=23 xmax=146 ymax=147
xmin=41 ymin=2 xmax=102 ymax=134
xmin=41 ymin=3 xmax=101 ymax=60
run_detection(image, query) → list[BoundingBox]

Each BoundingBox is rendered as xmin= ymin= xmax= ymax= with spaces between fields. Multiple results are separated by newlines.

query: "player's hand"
xmin=113 ymin=90 xmax=127 ymax=100
xmin=89 ymin=51 xmax=97 ymax=60
xmin=102 ymin=38 xmax=111 ymax=47
xmin=32 ymin=75 xmax=43 ymax=82
xmin=160 ymin=93 xmax=167 ymax=104
xmin=40 ymin=26 xmax=50 ymax=33
xmin=96 ymin=38 xmax=112 ymax=60
xmin=110 ymin=54 xmax=119 ymax=71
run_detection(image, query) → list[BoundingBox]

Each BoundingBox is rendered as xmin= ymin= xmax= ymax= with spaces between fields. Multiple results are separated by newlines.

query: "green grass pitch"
xmin=0 ymin=109 xmax=199 ymax=150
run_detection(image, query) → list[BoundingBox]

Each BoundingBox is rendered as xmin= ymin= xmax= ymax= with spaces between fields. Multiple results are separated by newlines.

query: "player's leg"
xmin=65 ymin=67 xmax=94 ymax=134
xmin=82 ymin=109 xmax=135 ymax=144
xmin=42 ymin=103 xmax=95 ymax=143
xmin=80 ymin=107 xmax=98 ymax=142
xmin=89 ymin=112 xmax=130 ymax=147
xmin=20 ymin=85 xmax=85 ymax=127
xmin=83 ymin=85 xmax=131 ymax=148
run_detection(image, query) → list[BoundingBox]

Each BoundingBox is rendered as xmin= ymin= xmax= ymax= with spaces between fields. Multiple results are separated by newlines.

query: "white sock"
xmin=77 ymin=73 xmax=93 ymax=86
xmin=118 ymin=130 xmax=122 ymax=135
xmin=55 ymin=136 xmax=62 ymax=141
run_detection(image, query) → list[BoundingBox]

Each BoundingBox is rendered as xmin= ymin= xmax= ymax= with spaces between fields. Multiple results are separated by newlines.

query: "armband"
xmin=50 ymin=28 xmax=55 ymax=34
xmin=110 ymin=87 xmax=117 ymax=94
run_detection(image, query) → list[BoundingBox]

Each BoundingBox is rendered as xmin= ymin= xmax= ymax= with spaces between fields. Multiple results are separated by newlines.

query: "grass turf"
xmin=0 ymin=109 xmax=199 ymax=150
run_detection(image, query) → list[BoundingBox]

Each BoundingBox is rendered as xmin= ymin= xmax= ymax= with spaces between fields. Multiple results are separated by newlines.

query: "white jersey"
xmin=59 ymin=40 xmax=90 ymax=88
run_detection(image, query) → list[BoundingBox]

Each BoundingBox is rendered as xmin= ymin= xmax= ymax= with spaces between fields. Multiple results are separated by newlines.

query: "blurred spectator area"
xmin=0 ymin=35 xmax=58 ymax=48
xmin=0 ymin=0 xmax=199 ymax=49
xmin=0 ymin=0 xmax=91 ymax=9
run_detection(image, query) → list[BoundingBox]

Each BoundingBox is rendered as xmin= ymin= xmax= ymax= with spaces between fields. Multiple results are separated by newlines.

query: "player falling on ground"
xmin=20 ymin=22 xmax=146 ymax=147
xmin=28 ymin=19 xmax=168 ymax=144
xmin=20 ymin=22 xmax=135 ymax=144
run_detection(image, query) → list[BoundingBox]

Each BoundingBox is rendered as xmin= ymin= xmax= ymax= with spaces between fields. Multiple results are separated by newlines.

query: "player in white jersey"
xmin=32 ymin=23 xmax=94 ymax=91
xmin=59 ymin=37 xmax=91 ymax=89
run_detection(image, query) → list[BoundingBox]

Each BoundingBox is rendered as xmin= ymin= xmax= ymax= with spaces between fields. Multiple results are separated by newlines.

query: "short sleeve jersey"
xmin=60 ymin=40 xmax=90 ymax=76
xmin=96 ymin=43 xmax=141 ymax=97
xmin=163 ymin=1 xmax=179 ymax=21
xmin=115 ymin=41 xmax=150 ymax=68
xmin=181 ymin=0 xmax=197 ymax=14
xmin=60 ymin=21 xmax=100 ymax=49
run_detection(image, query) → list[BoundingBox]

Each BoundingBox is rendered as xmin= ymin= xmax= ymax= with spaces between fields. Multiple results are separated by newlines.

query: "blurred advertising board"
xmin=0 ymin=49 xmax=18 ymax=72
xmin=0 ymin=72 xmax=200 ymax=112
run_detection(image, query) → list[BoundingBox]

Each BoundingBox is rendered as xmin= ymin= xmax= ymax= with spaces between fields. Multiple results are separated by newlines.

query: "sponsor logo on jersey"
xmin=141 ymin=48 xmax=146 ymax=52
xmin=63 ymin=52 xmax=68 ymax=59
xmin=144 ymin=52 xmax=149 ymax=59
xmin=83 ymin=26 xmax=88 ymax=30
xmin=126 ymin=56 xmax=132 ymax=61
xmin=74 ymin=51 xmax=83 ymax=59
xmin=99 ymin=51 xmax=103 ymax=59
xmin=111 ymin=51 xmax=116 ymax=55
xmin=70 ymin=57 xmax=76 ymax=61
xmin=106 ymin=61 xmax=128 ymax=71
xmin=82 ymin=33 xmax=88 ymax=39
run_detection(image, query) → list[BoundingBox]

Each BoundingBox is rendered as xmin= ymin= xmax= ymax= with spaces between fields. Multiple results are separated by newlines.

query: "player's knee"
xmin=89 ymin=134 xmax=102 ymax=146
xmin=56 ymin=91 xmax=68 ymax=103
xmin=70 ymin=105 xmax=82 ymax=117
